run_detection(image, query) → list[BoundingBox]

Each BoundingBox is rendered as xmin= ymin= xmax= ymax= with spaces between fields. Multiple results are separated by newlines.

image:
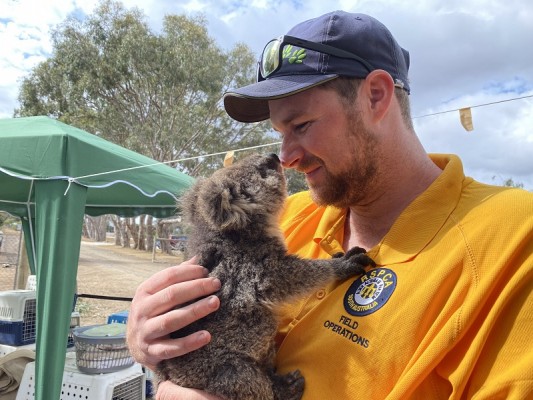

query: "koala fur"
xmin=155 ymin=153 xmax=375 ymax=400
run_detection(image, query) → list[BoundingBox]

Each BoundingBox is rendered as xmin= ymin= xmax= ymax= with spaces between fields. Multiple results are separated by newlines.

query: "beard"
xmin=305 ymin=110 xmax=378 ymax=208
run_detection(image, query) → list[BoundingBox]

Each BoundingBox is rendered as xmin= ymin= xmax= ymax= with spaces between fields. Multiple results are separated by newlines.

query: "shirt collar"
xmin=368 ymin=154 xmax=467 ymax=264
xmin=316 ymin=154 xmax=467 ymax=264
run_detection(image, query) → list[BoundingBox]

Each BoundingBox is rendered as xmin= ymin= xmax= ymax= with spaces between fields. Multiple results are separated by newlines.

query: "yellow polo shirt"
xmin=275 ymin=154 xmax=533 ymax=399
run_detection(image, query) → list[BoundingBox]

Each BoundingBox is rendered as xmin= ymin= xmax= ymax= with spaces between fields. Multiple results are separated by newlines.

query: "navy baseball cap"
xmin=223 ymin=11 xmax=410 ymax=123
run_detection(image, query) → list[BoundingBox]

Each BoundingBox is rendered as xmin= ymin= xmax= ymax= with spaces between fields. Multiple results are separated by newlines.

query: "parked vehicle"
xmin=155 ymin=234 xmax=187 ymax=252
xmin=169 ymin=235 xmax=188 ymax=252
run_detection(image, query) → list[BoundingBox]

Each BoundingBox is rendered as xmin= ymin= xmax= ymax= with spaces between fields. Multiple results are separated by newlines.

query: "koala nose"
xmin=266 ymin=153 xmax=281 ymax=170
xmin=268 ymin=153 xmax=280 ymax=162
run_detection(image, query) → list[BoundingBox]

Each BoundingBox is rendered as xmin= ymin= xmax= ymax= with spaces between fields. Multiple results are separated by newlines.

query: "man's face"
xmin=269 ymin=85 xmax=379 ymax=208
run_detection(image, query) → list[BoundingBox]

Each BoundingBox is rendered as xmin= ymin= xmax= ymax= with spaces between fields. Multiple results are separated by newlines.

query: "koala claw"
xmin=335 ymin=246 xmax=376 ymax=277
xmin=274 ymin=369 xmax=305 ymax=400
xmin=344 ymin=246 xmax=369 ymax=257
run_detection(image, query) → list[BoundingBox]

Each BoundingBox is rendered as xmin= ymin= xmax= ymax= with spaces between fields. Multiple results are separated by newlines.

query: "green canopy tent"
xmin=0 ymin=116 xmax=194 ymax=399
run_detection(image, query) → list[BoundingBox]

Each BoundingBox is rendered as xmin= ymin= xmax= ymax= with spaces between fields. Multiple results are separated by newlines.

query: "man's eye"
xmin=295 ymin=121 xmax=310 ymax=133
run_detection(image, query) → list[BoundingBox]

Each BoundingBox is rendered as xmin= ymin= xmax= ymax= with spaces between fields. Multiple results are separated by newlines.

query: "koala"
xmin=155 ymin=153 xmax=375 ymax=400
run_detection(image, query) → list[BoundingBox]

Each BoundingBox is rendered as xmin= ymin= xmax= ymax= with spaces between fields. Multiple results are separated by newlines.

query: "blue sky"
xmin=1 ymin=0 xmax=532 ymax=189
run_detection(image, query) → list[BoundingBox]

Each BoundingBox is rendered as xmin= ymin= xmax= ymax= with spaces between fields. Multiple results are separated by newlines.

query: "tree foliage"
xmin=502 ymin=178 xmax=524 ymax=189
xmin=14 ymin=0 xmax=309 ymax=251
xmin=15 ymin=0 xmax=271 ymax=177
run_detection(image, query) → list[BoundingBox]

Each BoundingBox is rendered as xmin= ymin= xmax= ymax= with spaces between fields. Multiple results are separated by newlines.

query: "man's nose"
xmin=279 ymin=136 xmax=303 ymax=169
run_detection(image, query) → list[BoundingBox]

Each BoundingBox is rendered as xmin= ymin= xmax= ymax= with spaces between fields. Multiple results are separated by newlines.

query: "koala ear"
xmin=179 ymin=182 xmax=200 ymax=223
xmin=199 ymin=181 xmax=249 ymax=231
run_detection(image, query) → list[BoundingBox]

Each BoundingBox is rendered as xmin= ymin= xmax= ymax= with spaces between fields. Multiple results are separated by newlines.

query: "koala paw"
xmin=336 ymin=246 xmax=376 ymax=278
xmin=274 ymin=369 xmax=305 ymax=400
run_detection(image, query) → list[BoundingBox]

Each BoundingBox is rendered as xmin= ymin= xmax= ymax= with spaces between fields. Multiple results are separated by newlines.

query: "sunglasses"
xmin=257 ymin=35 xmax=376 ymax=81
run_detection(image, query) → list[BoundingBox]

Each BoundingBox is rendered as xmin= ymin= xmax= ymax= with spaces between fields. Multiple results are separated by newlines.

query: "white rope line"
xmin=64 ymin=178 xmax=74 ymax=195
xmin=2 ymin=93 xmax=530 ymax=191
xmin=52 ymin=93 xmax=533 ymax=181
xmin=413 ymin=94 xmax=533 ymax=119
xmin=0 ymin=199 xmax=34 ymax=205
xmin=72 ymin=141 xmax=282 ymax=180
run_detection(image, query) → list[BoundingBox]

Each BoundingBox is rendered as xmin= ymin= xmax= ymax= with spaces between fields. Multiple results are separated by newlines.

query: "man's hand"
xmin=126 ymin=256 xmax=221 ymax=370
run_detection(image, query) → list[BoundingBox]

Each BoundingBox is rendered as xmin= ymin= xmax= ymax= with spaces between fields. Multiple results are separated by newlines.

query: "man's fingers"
xmin=135 ymin=257 xmax=206 ymax=297
xmin=148 ymin=330 xmax=212 ymax=364
xmin=143 ymin=294 xmax=221 ymax=341
xmin=126 ymin=257 xmax=222 ymax=371
xmin=138 ymin=276 xmax=221 ymax=325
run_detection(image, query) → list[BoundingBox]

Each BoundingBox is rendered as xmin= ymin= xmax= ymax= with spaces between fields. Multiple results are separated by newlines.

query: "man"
xmin=127 ymin=11 xmax=533 ymax=399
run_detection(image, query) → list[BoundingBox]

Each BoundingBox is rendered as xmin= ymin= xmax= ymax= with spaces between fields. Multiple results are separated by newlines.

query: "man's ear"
xmin=362 ymin=69 xmax=395 ymax=123
xmin=198 ymin=180 xmax=249 ymax=231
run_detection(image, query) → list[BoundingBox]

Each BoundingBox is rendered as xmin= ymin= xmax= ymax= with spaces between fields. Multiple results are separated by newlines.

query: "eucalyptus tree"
xmin=16 ymin=0 xmax=286 ymax=248
xmin=16 ymin=0 xmax=271 ymax=176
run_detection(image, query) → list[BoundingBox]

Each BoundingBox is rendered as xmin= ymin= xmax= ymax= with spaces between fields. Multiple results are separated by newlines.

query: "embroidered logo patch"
xmin=344 ymin=268 xmax=397 ymax=316
xmin=282 ymin=45 xmax=306 ymax=64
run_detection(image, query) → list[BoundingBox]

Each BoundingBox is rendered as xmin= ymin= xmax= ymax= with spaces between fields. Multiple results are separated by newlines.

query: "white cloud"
xmin=415 ymin=88 xmax=533 ymax=188
xmin=180 ymin=0 xmax=208 ymax=13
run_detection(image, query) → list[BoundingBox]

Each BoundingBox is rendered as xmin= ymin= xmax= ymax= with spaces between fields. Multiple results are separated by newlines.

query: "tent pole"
xmin=34 ymin=180 xmax=87 ymax=400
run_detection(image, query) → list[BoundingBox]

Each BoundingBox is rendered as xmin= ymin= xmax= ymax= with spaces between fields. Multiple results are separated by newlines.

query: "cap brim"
xmin=223 ymin=74 xmax=338 ymax=123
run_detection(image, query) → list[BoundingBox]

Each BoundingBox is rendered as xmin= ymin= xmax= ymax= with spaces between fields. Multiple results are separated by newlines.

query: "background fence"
xmin=0 ymin=228 xmax=22 ymax=291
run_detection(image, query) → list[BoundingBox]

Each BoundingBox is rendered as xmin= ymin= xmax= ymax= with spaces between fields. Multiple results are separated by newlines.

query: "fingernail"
xmin=212 ymin=278 xmax=221 ymax=290
xmin=207 ymin=295 xmax=219 ymax=309
xmin=197 ymin=331 xmax=209 ymax=343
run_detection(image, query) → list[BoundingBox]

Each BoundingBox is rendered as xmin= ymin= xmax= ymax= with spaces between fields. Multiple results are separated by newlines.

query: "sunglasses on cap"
xmin=257 ymin=35 xmax=376 ymax=82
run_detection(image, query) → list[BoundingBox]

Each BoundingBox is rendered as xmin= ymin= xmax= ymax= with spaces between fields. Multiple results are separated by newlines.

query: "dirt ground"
xmin=0 ymin=229 xmax=184 ymax=326
xmin=76 ymin=239 xmax=184 ymax=326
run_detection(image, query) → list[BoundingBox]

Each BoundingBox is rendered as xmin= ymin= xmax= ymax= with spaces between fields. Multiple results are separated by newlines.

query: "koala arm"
xmin=260 ymin=247 xmax=375 ymax=303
